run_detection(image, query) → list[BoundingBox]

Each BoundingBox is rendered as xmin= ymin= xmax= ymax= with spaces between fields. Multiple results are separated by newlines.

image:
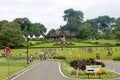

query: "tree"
xmin=13 ymin=18 xmax=32 ymax=31
xmin=115 ymin=17 xmax=120 ymax=26
xmin=86 ymin=19 xmax=98 ymax=33
xmin=47 ymin=28 xmax=56 ymax=36
xmin=114 ymin=18 xmax=120 ymax=39
xmin=76 ymin=23 xmax=94 ymax=39
xmin=14 ymin=18 xmax=47 ymax=36
xmin=102 ymin=28 xmax=114 ymax=39
xmin=113 ymin=25 xmax=120 ymax=40
xmin=0 ymin=22 xmax=24 ymax=48
xmin=29 ymin=23 xmax=47 ymax=36
xmin=97 ymin=16 xmax=115 ymax=30
xmin=62 ymin=8 xmax=84 ymax=32
xmin=0 ymin=20 xmax=8 ymax=30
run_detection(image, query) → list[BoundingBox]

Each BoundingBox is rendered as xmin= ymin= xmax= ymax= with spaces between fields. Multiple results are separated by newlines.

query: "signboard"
xmin=4 ymin=46 xmax=11 ymax=54
xmin=86 ymin=65 xmax=102 ymax=74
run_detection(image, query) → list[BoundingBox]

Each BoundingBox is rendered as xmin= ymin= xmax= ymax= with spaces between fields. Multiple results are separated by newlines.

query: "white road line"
xmin=11 ymin=62 xmax=40 ymax=80
xmin=57 ymin=62 xmax=75 ymax=80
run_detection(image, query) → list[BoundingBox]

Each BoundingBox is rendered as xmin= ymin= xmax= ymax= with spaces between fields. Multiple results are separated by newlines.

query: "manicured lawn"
xmin=0 ymin=61 xmax=26 ymax=80
xmin=61 ymin=61 xmax=118 ymax=79
xmin=0 ymin=40 xmax=120 ymax=79
xmin=0 ymin=47 xmax=120 ymax=60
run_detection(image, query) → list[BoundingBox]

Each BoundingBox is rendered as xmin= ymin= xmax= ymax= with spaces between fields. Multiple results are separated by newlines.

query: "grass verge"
xmin=0 ymin=60 xmax=33 ymax=80
xmin=60 ymin=60 xmax=118 ymax=79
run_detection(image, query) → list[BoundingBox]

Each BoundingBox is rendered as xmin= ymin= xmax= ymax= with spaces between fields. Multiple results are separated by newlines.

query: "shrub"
xmin=71 ymin=70 xmax=77 ymax=75
xmin=105 ymin=43 xmax=111 ymax=46
xmin=53 ymin=56 xmax=66 ymax=60
xmin=94 ymin=41 xmax=99 ymax=44
xmin=115 ymin=43 xmax=120 ymax=46
xmin=70 ymin=58 xmax=105 ymax=71
xmin=67 ymin=42 xmax=75 ymax=45
xmin=53 ymin=42 xmax=61 ymax=46
xmin=113 ymin=57 xmax=120 ymax=61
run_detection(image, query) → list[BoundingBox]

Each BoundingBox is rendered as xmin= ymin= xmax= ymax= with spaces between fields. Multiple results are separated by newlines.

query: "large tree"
xmin=47 ymin=28 xmax=56 ymax=36
xmin=86 ymin=16 xmax=115 ymax=33
xmin=29 ymin=23 xmax=47 ymax=36
xmin=97 ymin=16 xmax=115 ymax=30
xmin=0 ymin=22 xmax=24 ymax=48
xmin=14 ymin=18 xmax=47 ymax=36
xmin=102 ymin=28 xmax=114 ymax=39
xmin=62 ymin=8 xmax=84 ymax=32
xmin=13 ymin=18 xmax=32 ymax=31
xmin=0 ymin=20 xmax=8 ymax=30
xmin=76 ymin=23 xmax=94 ymax=39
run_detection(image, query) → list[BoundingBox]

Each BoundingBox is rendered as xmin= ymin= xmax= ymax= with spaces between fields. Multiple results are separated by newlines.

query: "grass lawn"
xmin=61 ymin=61 xmax=118 ymax=79
xmin=0 ymin=40 xmax=120 ymax=79
xmin=0 ymin=47 xmax=120 ymax=60
xmin=0 ymin=60 xmax=26 ymax=80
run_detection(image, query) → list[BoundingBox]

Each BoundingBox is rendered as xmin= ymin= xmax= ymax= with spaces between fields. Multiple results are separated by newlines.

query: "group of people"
xmin=39 ymin=53 xmax=49 ymax=60
xmin=96 ymin=51 xmax=113 ymax=60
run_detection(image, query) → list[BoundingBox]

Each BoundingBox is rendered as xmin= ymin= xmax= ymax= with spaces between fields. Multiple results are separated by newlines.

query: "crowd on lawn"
xmin=0 ymin=47 xmax=119 ymax=63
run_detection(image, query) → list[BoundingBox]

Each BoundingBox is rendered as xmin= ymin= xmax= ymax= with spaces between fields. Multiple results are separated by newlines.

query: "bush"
xmin=70 ymin=58 xmax=105 ymax=70
xmin=53 ymin=56 xmax=66 ymax=60
xmin=113 ymin=57 xmax=120 ymax=61
xmin=105 ymin=43 xmax=111 ymax=46
xmin=71 ymin=70 xmax=77 ymax=75
xmin=53 ymin=42 xmax=61 ymax=46
xmin=67 ymin=42 xmax=75 ymax=45
xmin=115 ymin=43 xmax=120 ymax=46
xmin=94 ymin=41 xmax=99 ymax=44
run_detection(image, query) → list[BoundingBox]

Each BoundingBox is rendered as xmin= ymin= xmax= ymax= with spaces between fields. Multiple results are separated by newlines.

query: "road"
xmin=11 ymin=61 xmax=75 ymax=80
xmin=10 ymin=61 xmax=120 ymax=80
xmin=103 ymin=61 xmax=120 ymax=80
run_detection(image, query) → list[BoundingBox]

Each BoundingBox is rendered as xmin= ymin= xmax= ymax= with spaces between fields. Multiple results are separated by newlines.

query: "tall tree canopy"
xmin=86 ymin=16 xmax=115 ymax=33
xmin=0 ymin=20 xmax=8 ymax=30
xmin=47 ymin=28 xmax=56 ymax=36
xmin=97 ymin=16 xmax=115 ymax=30
xmin=29 ymin=23 xmax=47 ymax=36
xmin=62 ymin=8 xmax=84 ymax=32
xmin=13 ymin=18 xmax=47 ymax=36
xmin=77 ymin=23 xmax=94 ymax=39
xmin=13 ymin=18 xmax=32 ymax=31
xmin=0 ymin=22 xmax=24 ymax=48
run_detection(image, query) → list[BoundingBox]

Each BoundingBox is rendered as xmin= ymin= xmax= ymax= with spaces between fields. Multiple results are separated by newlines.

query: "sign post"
xmin=4 ymin=47 xmax=11 ymax=56
xmin=4 ymin=46 xmax=11 ymax=77
xmin=86 ymin=65 xmax=102 ymax=79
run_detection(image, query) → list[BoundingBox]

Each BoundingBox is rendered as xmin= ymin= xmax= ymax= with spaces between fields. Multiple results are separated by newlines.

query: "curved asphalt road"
xmin=10 ymin=61 xmax=120 ymax=80
xmin=11 ymin=61 xmax=75 ymax=80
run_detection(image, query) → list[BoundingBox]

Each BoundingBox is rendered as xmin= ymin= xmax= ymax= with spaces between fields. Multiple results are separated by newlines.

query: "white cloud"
xmin=0 ymin=0 xmax=120 ymax=32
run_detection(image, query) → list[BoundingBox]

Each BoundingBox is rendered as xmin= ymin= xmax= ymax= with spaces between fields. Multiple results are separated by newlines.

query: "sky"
xmin=0 ymin=0 xmax=120 ymax=32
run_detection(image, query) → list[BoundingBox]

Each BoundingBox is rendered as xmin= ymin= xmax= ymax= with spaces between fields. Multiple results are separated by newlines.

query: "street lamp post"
xmin=27 ymin=36 xmax=29 ymax=65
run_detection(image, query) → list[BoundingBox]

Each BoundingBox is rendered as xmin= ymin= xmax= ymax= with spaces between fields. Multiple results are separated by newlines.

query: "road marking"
xmin=57 ymin=62 xmax=75 ymax=80
xmin=11 ymin=62 xmax=40 ymax=80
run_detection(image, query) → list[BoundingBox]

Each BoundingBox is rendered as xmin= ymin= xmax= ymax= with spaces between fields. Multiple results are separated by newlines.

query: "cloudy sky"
xmin=0 ymin=0 xmax=120 ymax=32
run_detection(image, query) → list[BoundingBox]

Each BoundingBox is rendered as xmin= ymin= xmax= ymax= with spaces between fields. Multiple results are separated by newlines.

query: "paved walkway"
xmin=9 ymin=61 xmax=120 ymax=80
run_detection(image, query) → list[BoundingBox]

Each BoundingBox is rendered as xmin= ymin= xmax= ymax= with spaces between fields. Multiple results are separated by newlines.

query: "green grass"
xmin=61 ymin=61 xmax=118 ymax=79
xmin=0 ymin=47 xmax=120 ymax=60
xmin=0 ymin=40 xmax=120 ymax=79
xmin=28 ymin=39 xmax=120 ymax=47
xmin=0 ymin=61 xmax=26 ymax=80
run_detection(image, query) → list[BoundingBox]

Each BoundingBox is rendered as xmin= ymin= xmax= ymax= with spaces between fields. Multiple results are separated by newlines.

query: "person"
xmin=29 ymin=55 xmax=34 ymax=63
xmin=96 ymin=53 xmax=100 ymax=60
xmin=106 ymin=51 xmax=110 ymax=58
xmin=110 ymin=52 xmax=113 ymax=60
